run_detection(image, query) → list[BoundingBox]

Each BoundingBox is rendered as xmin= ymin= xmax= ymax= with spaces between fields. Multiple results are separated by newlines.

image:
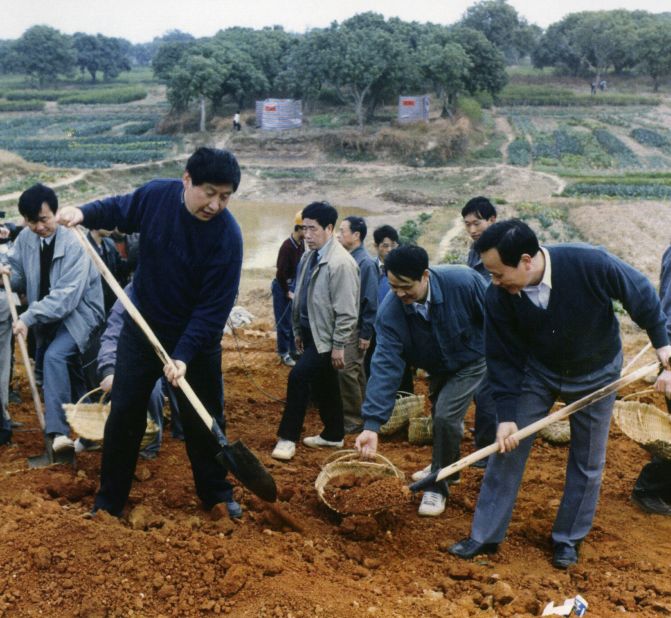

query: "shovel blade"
xmin=27 ymin=441 xmax=75 ymax=468
xmin=215 ymin=440 xmax=277 ymax=503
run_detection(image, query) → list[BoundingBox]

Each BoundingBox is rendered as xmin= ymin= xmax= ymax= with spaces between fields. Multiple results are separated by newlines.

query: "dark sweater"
xmin=80 ymin=179 xmax=243 ymax=364
xmin=486 ymin=244 xmax=669 ymax=423
xmin=275 ymin=236 xmax=304 ymax=295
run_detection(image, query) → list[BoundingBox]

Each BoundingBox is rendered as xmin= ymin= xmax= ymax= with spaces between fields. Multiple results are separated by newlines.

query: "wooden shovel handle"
xmin=1 ymin=273 xmax=45 ymax=430
xmin=71 ymin=226 xmax=217 ymax=433
xmin=431 ymin=361 xmax=659 ymax=485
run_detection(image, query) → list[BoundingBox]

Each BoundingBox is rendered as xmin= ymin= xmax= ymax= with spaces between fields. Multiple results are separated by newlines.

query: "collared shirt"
xmin=40 ymin=235 xmax=54 ymax=249
xmin=412 ymin=281 xmax=432 ymax=320
xmin=522 ymin=247 xmax=552 ymax=309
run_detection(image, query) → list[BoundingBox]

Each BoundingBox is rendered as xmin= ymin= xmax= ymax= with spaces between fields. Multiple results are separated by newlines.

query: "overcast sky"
xmin=2 ymin=0 xmax=670 ymax=43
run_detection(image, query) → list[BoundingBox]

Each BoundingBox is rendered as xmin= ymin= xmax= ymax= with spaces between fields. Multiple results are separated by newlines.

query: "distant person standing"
xmin=233 ymin=111 xmax=241 ymax=131
xmin=272 ymin=211 xmax=305 ymax=367
xmin=461 ymin=197 xmax=498 ymax=464
xmin=337 ymin=216 xmax=378 ymax=433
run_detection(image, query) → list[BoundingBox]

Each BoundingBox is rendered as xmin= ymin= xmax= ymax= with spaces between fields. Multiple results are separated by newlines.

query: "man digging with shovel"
xmin=448 ymin=219 xmax=671 ymax=569
xmin=57 ymin=147 xmax=246 ymax=519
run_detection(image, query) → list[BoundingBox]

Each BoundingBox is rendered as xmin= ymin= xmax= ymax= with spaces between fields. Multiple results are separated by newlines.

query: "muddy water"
xmin=229 ymin=199 xmax=380 ymax=271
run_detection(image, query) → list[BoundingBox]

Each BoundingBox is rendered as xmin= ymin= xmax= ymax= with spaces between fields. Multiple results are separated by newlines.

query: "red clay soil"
xmin=1 ymin=325 xmax=670 ymax=617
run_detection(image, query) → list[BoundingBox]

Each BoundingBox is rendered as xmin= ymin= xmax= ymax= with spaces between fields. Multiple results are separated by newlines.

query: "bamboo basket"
xmin=379 ymin=391 xmax=425 ymax=436
xmin=538 ymin=419 xmax=571 ymax=445
xmin=64 ymin=387 xmax=159 ymax=449
xmin=613 ymin=391 xmax=671 ymax=461
xmin=315 ymin=450 xmax=405 ymax=515
xmin=408 ymin=415 xmax=433 ymax=445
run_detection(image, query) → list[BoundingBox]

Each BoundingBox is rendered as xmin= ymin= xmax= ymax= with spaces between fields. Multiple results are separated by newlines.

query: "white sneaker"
xmin=271 ymin=439 xmax=296 ymax=461
xmin=411 ymin=464 xmax=432 ymax=482
xmin=418 ymin=491 xmax=447 ymax=517
xmin=280 ymin=353 xmax=296 ymax=367
xmin=52 ymin=434 xmax=74 ymax=453
xmin=302 ymin=435 xmax=344 ymax=449
xmin=411 ymin=464 xmax=461 ymax=485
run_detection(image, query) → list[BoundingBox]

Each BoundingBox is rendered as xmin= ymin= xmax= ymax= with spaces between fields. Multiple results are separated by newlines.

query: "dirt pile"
xmin=0 ymin=329 xmax=669 ymax=616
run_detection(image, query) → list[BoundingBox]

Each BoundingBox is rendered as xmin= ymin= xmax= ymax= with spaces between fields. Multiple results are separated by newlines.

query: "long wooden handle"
xmin=621 ymin=342 xmax=652 ymax=376
xmin=71 ymin=227 xmax=217 ymax=432
xmin=428 ymin=361 xmax=659 ymax=485
xmin=1 ymin=273 xmax=45 ymax=430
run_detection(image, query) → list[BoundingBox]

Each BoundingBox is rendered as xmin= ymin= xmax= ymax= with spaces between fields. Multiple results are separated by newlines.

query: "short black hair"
xmin=384 ymin=245 xmax=428 ymax=281
xmin=18 ymin=183 xmax=58 ymax=222
xmin=302 ymin=201 xmax=338 ymax=230
xmin=185 ymin=147 xmax=241 ymax=191
xmin=373 ymin=224 xmax=399 ymax=245
xmin=461 ymin=196 xmax=497 ymax=220
xmin=344 ymin=216 xmax=367 ymax=242
xmin=474 ymin=219 xmax=540 ymax=267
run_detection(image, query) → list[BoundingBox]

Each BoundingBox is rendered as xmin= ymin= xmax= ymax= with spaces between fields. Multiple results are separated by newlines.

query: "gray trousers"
xmin=470 ymin=352 xmax=622 ymax=548
xmin=0 ymin=314 xmax=11 ymax=431
xmin=338 ymin=329 xmax=366 ymax=428
xmin=428 ymin=358 xmax=487 ymax=496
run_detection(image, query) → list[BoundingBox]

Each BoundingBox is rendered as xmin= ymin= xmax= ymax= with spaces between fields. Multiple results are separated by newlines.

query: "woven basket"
xmin=613 ymin=393 xmax=671 ymax=461
xmin=408 ymin=415 xmax=433 ymax=445
xmin=64 ymin=387 xmax=160 ymax=449
xmin=315 ymin=450 xmax=405 ymax=515
xmin=379 ymin=391 xmax=425 ymax=436
xmin=538 ymin=419 xmax=571 ymax=445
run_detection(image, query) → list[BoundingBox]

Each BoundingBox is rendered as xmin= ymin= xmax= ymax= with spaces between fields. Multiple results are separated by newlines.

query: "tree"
xmin=9 ymin=25 xmax=76 ymax=85
xmin=419 ymin=42 xmax=472 ymax=115
xmin=153 ymin=39 xmax=194 ymax=82
xmin=461 ymin=0 xmax=538 ymax=63
xmin=636 ymin=21 xmax=671 ymax=91
xmin=73 ymin=33 xmax=131 ymax=82
xmin=451 ymin=27 xmax=508 ymax=97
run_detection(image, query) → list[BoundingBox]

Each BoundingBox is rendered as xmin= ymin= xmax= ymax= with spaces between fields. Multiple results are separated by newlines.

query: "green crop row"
xmin=57 ymin=87 xmax=148 ymax=105
xmin=563 ymin=183 xmax=671 ymax=199
xmin=498 ymin=86 xmax=660 ymax=107
xmin=630 ymin=128 xmax=670 ymax=149
xmin=0 ymin=99 xmax=45 ymax=111
xmin=592 ymin=129 xmax=638 ymax=167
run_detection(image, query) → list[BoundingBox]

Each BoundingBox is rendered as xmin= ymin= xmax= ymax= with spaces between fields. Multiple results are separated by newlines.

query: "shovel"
xmin=1 ymin=273 xmax=74 ymax=467
xmin=410 ymin=361 xmax=659 ymax=493
xmin=72 ymin=227 xmax=277 ymax=502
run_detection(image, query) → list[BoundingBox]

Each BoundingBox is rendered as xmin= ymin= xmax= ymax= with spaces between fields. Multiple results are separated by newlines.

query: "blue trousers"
xmin=94 ymin=320 xmax=233 ymax=515
xmin=470 ymin=352 xmax=622 ymax=548
xmin=271 ymin=279 xmax=294 ymax=356
xmin=41 ymin=323 xmax=87 ymax=436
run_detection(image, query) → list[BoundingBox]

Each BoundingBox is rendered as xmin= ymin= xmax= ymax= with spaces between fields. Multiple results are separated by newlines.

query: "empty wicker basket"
xmin=64 ymin=387 xmax=159 ymax=449
xmin=408 ymin=415 xmax=433 ymax=445
xmin=379 ymin=391 xmax=425 ymax=436
xmin=613 ymin=395 xmax=671 ymax=461
xmin=538 ymin=420 xmax=571 ymax=445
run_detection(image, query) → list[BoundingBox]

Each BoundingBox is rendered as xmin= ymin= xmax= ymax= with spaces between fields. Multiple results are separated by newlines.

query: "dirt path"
xmin=494 ymin=112 xmax=515 ymax=163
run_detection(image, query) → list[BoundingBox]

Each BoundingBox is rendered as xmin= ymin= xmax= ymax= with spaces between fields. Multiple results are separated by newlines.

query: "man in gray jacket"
xmin=0 ymin=184 xmax=104 ymax=453
xmin=272 ymin=201 xmax=359 ymax=461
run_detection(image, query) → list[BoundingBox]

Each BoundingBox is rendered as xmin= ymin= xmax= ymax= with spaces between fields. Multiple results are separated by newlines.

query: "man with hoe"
xmin=57 ymin=147 xmax=244 ymax=519
xmin=448 ymin=219 xmax=671 ymax=568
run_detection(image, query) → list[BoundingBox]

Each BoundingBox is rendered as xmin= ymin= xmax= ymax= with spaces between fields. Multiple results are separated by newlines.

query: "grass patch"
xmin=57 ymin=86 xmax=147 ymax=105
xmin=0 ymin=99 xmax=45 ymax=112
xmin=562 ymin=172 xmax=671 ymax=199
xmin=498 ymin=85 xmax=660 ymax=107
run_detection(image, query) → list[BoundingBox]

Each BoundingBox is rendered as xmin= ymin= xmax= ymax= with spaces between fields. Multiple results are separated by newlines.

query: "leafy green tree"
xmin=9 ymin=25 xmax=76 ymax=85
xmin=636 ymin=21 xmax=671 ymax=91
xmin=451 ymin=27 xmax=508 ymax=97
xmin=73 ymin=33 xmax=131 ymax=82
xmin=419 ymin=42 xmax=472 ymax=115
xmin=461 ymin=0 xmax=538 ymax=63
xmin=153 ymin=39 xmax=195 ymax=82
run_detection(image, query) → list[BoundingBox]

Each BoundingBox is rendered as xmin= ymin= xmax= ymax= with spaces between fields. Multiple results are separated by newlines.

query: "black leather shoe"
xmin=552 ymin=543 xmax=579 ymax=569
xmin=448 ymin=537 xmax=499 ymax=559
xmin=631 ymin=492 xmax=671 ymax=515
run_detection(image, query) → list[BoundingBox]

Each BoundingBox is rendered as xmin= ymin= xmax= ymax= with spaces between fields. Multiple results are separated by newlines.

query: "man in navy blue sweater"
xmin=449 ymin=219 xmax=671 ymax=569
xmin=355 ymin=245 xmax=488 ymax=517
xmin=57 ymin=147 xmax=244 ymax=519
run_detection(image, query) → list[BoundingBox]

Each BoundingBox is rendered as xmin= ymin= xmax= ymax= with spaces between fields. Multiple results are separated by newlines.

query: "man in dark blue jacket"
xmin=449 ymin=219 xmax=671 ymax=569
xmin=355 ymin=245 xmax=487 ymax=517
xmin=57 ymin=147 xmax=243 ymax=518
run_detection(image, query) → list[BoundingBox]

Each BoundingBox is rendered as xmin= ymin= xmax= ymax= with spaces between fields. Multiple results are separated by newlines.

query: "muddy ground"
xmin=1 ymin=321 xmax=670 ymax=618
